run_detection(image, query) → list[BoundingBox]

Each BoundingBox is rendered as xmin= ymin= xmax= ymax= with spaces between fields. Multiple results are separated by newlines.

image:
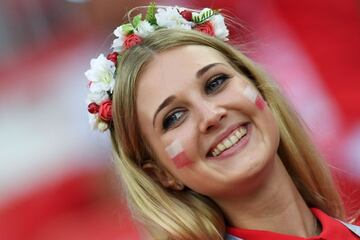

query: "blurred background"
xmin=0 ymin=0 xmax=359 ymax=239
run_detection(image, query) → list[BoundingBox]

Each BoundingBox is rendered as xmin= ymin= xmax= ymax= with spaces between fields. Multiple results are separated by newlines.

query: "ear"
xmin=142 ymin=161 xmax=184 ymax=191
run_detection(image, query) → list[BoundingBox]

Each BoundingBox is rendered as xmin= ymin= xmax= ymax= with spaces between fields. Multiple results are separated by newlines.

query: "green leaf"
xmin=132 ymin=14 xmax=142 ymax=28
xmin=194 ymin=9 xmax=215 ymax=23
xmin=193 ymin=15 xmax=200 ymax=23
xmin=202 ymin=9 xmax=214 ymax=21
xmin=121 ymin=23 xmax=134 ymax=35
xmin=145 ymin=2 xmax=157 ymax=25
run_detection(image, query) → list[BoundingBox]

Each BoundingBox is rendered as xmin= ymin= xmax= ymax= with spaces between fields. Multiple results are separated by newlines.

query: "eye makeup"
xmin=165 ymin=139 xmax=193 ymax=169
xmin=205 ymin=73 xmax=230 ymax=94
xmin=243 ymin=85 xmax=266 ymax=110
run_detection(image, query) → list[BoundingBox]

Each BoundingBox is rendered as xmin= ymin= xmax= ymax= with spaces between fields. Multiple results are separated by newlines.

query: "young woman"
xmin=85 ymin=4 xmax=360 ymax=239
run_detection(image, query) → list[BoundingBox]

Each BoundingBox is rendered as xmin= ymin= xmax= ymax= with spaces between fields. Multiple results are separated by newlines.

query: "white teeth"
xmin=210 ymin=126 xmax=248 ymax=157
xmin=213 ymin=148 xmax=220 ymax=156
xmin=230 ymin=135 xmax=238 ymax=144
xmin=235 ymin=130 xmax=242 ymax=138
xmin=218 ymin=143 xmax=226 ymax=151
xmin=241 ymin=127 xmax=246 ymax=135
xmin=223 ymin=139 xmax=232 ymax=148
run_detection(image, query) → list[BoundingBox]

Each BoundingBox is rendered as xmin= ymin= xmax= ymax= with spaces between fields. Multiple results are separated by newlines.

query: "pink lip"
xmin=207 ymin=123 xmax=251 ymax=160
xmin=207 ymin=122 xmax=248 ymax=156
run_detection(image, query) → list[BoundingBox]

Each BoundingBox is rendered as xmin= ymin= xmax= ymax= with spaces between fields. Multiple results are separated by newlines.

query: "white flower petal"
xmin=113 ymin=26 xmax=124 ymax=37
xmin=84 ymin=54 xmax=116 ymax=93
xmin=135 ymin=20 xmax=155 ymax=37
xmin=89 ymin=80 xmax=113 ymax=93
xmin=210 ymin=15 xmax=229 ymax=41
xmin=155 ymin=7 xmax=193 ymax=30
xmin=111 ymin=36 xmax=125 ymax=52
xmin=97 ymin=121 xmax=109 ymax=132
xmin=88 ymin=113 xmax=98 ymax=130
xmin=87 ymin=91 xmax=109 ymax=105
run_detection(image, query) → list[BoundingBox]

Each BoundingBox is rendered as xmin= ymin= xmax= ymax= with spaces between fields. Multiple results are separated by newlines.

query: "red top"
xmin=227 ymin=208 xmax=359 ymax=240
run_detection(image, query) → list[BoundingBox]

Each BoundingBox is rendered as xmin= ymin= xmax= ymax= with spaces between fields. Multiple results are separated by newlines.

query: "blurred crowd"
xmin=0 ymin=0 xmax=359 ymax=239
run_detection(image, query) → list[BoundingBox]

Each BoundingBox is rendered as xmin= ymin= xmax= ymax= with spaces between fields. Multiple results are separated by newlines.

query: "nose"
xmin=198 ymin=100 xmax=227 ymax=133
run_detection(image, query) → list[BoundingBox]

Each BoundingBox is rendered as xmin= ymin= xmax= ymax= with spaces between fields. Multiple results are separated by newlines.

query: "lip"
xmin=207 ymin=123 xmax=251 ymax=160
xmin=207 ymin=122 xmax=249 ymax=157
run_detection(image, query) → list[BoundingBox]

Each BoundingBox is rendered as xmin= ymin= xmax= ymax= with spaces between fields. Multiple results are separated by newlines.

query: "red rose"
xmin=106 ymin=52 xmax=119 ymax=64
xmin=123 ymin=34 xmax=142 ymax=49
xmin=180 ymin=10 xmax=192 ymax=21
xmin=195 ymin=21 xmax=215 ymax=36
xmin=99 ymin=100 xmax=112 ymax=122
xmin=88 ymin=102 xmax=99 ymax=114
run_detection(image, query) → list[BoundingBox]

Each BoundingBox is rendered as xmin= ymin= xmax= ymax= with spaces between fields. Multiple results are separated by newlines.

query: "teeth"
xmin=210 ymin=126 xmax=247 ymax=157
xmin=241 ymin=127 xmax=246 ymax=135
xmin=212 ymin=148 xmax=220 ymax=156
xmin=218 ymin=143 xmax=226 ymax=151
xmin=230 ymin=135 xmax=238 ymax=144
xmin=223 ymin=139 xmax=232 ymax=148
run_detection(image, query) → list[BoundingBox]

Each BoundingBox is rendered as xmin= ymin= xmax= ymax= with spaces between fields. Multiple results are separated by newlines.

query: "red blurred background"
xmin=0 ymin=0 xmax=359 ymax=239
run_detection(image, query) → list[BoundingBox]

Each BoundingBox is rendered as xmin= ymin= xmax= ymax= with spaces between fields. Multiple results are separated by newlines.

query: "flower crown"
xmin=85 ymin=3 xmax=229 ymax=132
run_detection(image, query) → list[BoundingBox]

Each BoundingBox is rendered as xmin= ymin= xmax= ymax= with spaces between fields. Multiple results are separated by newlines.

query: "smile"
xmin=210 ymin=126 xmax=247 ymax=157
xmin=207 ymin=123 xmax=250 ymax=158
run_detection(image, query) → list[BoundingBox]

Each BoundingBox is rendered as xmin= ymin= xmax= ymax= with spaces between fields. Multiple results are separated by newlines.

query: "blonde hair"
xmin=110 ymin=28 xmax=345 ymax=239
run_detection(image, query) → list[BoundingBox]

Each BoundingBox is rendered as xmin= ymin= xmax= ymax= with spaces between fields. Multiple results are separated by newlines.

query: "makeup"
xmin=165 ymin=140 xmax=192 ymax=169
xmin=243 ymin=85 xmax=266 ymax=110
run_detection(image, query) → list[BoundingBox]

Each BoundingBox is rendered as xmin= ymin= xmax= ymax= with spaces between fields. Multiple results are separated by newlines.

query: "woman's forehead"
xmin=147 ymin=45 xmax=227 ymax=76
xmin=136 ymin=45 xmax=229 ymax=118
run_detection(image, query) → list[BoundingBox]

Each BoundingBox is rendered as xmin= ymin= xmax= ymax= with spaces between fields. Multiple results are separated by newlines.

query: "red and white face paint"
xmin=165 ymin=140 xmax=193 ymax=169
xmin=243 ymin=85 xmax=266 ymax=110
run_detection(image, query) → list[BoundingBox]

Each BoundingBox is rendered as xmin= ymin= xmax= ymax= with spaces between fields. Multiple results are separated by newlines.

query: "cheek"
xmin=255 ymin=95 xmax=266 ymax=110
xmin=165 ymin=140 xmax=194 ymax=169
xmin=159 ymin=116 xmax=202 ymax=170
xmin=243 ymin=84 xmax=266 ymax=111
xmin=267 ymin=112 xmax=281 ymax=148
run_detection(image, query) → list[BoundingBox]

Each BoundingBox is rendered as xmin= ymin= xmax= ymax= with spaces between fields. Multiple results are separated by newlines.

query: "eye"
xmin=162 ymin=110 xmax=185 ymax=131
xmin=205 ymin=74 xmax=230 ymax=94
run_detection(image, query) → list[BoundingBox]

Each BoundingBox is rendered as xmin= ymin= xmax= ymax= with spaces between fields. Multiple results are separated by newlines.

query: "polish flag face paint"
xmin=243 ymin=85 xmax=266 ymax=110
xmin=165 ymin=140 xmax=193 ymax=169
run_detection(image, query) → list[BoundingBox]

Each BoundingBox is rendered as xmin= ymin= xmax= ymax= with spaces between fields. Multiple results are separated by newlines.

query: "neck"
xmin=213 ymin=156 xmax=321 ymax=237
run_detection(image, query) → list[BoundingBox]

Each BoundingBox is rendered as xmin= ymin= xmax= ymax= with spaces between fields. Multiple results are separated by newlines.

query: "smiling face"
xmin=136 ymin=45 xmax=280 ymax=200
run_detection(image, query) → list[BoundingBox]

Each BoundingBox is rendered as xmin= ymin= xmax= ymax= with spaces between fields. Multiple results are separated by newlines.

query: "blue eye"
xmin=205 ymin=74 xmax=229 ymax=94
xmin=162 ymin=110 xmax=184 ymax=130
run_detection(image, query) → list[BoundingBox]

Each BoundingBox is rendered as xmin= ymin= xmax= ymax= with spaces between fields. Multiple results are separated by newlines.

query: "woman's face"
xmin=136 ymin=45 xmax=280 ymax=199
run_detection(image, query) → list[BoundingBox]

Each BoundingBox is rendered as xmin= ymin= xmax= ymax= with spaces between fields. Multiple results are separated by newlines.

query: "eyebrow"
xmin=152 ymin=63 xmax=224 ymax=127
xmin=196 ymin=63 xmax=222 ymax=78
xmin=153 ymin=95 xmax=176 ymax=126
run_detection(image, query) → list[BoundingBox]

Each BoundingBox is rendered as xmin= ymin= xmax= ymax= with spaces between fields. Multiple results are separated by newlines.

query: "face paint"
xmin=243 ymin=85 xmax=266 ymax=110
xmin=165 ymin=140 xmax=192 ymax=169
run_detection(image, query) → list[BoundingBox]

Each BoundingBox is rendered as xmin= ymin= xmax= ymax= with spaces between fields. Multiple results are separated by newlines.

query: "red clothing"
xmin=227 ymin=208 xmax=359 ymax=240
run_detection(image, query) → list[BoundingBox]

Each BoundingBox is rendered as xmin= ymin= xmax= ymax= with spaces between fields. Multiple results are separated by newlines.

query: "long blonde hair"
xmin=110 ymin=28 xmax=344 ymax=239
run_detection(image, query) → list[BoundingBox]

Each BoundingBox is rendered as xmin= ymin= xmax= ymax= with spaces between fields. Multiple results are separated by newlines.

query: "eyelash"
xmin=162 ymin=109 xmax=185 ymax=131
xmin=205 ymin=73 xmax=230 ymax=94
xmin=162 ymin=73 xmax=230 ymax=131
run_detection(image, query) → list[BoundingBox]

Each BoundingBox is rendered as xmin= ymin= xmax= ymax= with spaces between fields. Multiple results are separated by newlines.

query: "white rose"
xmin=112 ymin=36 xmax=125 ymax=52
xmin=87 ymin=91 xmax=109 ymax=105
xmin=84 ymin=54 xmax=115 ymax=93
xmin=210 ymin=14 xmax=229 ymax=41
xmin=97 ymin=121 xmax=109 ymax=132
xmin=88 ymin=113 xmax=98 ymax=130
xmin=155 ymin=7 xmax=193 ymax=30
xmin=112 ymin=26 xmax=127 ymax=51
xmin=135 ymin=20 xmax=155 ymax=37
